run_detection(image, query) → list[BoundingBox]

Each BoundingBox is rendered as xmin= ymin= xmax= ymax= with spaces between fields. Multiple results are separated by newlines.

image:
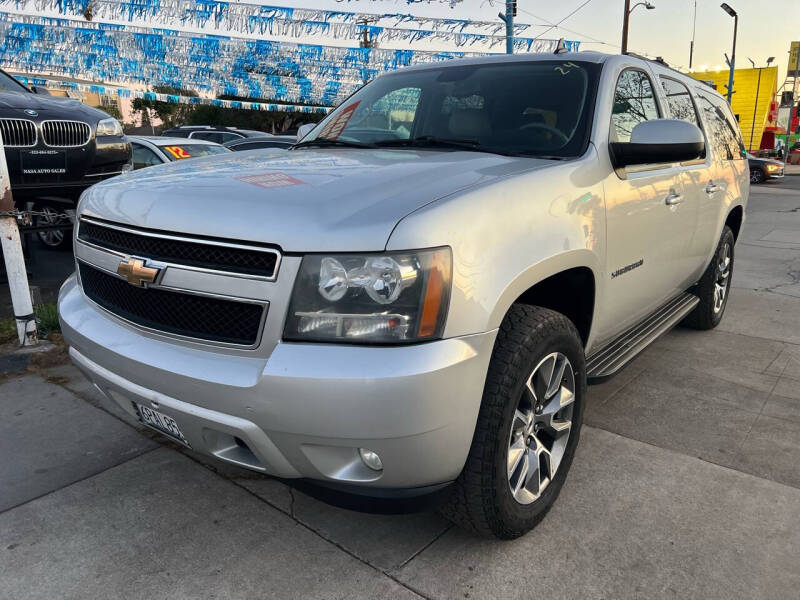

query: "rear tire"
xmin=439 ymin=305 xmax=586 ymax=539
xmin=683 ymin=225 xmax=735 ymax=330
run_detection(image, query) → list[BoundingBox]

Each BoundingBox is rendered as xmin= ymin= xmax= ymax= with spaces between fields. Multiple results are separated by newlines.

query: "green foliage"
xmin=34 ymin=303 xmax=61 ymax=336
xmin=130 ymin=86 xmax=325 ymax=133
xmin=98 ymin=103 xmax=124 ymax=122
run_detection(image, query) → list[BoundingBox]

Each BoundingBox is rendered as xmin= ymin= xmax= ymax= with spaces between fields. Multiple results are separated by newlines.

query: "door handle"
xmin=665 ymin=192 xmax=683 ymax=206
xmin=705 ymin=183 xmax=721 ymax=195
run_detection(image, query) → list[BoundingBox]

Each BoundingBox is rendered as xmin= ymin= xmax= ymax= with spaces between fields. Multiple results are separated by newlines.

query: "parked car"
xmin=223 ymin=136 xmax=295 ymax=151
xmin=160 ymin=125 xmax=269 ymax=144
xmin=0 ymin=67 xmax=130 ymax=248
xmin=746 ymin=153 xmax=784 ymax=183
xmin=129 ymin=136 xmax=230 ymax=169
xmin=60 ymin=52 xmax=748 ymax=539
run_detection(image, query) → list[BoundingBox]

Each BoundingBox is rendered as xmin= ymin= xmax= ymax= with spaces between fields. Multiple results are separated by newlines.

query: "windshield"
xmin=160 ymin=144 xmax=230 ymax=160
xmin=298 ymin=60 xmax=600 ymax=158
xmin=0 ymin=70 xmax=30 ymax=93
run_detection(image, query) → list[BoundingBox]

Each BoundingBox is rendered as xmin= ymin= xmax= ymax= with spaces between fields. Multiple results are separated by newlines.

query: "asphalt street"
xmin=1 ymin=178 xmax=799 ymax=599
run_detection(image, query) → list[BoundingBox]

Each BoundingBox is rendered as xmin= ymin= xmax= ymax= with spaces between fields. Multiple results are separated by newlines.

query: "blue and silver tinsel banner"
xmin=0 ymin=1 xmax=579 ymax=107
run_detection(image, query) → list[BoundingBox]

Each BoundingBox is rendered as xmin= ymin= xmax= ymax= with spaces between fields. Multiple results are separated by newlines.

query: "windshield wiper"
xmin=292 ymin=137 xmax=377 ymax=150
xmin=376 ymin=136 xmax=480 ymax=150
xmin=376 ymin=136 xmax=520 ymax=156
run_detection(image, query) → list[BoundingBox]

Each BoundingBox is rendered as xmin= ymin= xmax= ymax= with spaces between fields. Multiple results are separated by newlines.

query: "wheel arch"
xmin=725 ymin=204 xmax=744 ymax=241
xmin=489 ymin=251 xmax=600 ymax=347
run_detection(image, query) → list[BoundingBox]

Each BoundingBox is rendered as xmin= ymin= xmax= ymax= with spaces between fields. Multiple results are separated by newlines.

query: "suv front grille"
xmin=78 ymin=219 xmax=279 ymax=279
xmin=0 ymin=118 xmax=36 ymax=147
xmin=79 ymin=263 xmax=265 ymax=346
xmin=41 ymin=120 xmax=91 ymax=147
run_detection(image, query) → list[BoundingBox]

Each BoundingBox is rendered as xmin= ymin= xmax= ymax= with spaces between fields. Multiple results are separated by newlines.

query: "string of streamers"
xmin=1 ymin=1 xmax=534 ymax=35
xmin=0 ymin=2 xmax=579 ymax=106
xmin=13 ymin=74 xmax=333 ymax=114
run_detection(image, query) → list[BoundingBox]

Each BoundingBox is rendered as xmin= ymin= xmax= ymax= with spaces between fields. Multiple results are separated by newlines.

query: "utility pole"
xmin=621 ymin=0 xmax=631 ymax=54
xmin=499 ymin=0 xmax=515 ymax=54
xmin=689 ymin=0 xmax=697 ymax=69
xmin=0 ymin=137 xmax=38 ymax=346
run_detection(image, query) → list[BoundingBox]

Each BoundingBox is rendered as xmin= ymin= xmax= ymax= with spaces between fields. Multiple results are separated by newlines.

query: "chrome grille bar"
xmin=41 ymin=120 xmax=91 ymax=147
xmin=0 ymin=118 xmax=37 ymax=147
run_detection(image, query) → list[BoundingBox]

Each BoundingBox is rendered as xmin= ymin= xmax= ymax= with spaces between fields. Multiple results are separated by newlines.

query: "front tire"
xmin=750 ymin=169 xmax=765 ymax=184
xmin=683 ymin=225 xmax=735 ymax=330
xmin=439 ymin=305 xmax=586 ymax=539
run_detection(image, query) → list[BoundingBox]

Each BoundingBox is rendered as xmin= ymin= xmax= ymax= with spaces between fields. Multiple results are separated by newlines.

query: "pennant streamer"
xmin=0 ymin=1 xmax=579 ymax=107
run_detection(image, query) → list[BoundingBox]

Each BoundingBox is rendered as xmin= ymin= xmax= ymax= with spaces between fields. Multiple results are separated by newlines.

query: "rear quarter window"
xmin=696 ymin=91 xmax=745 ymax=161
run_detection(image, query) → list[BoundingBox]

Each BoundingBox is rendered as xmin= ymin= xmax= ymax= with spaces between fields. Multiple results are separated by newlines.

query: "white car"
xmin=60 ymin=52 xmax=748 ymax=539
xmin=128 ymin=136 xmax=230 ymax=169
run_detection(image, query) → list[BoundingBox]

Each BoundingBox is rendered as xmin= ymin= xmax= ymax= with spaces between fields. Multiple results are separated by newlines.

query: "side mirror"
xmin=30 ymin=86 xmax=51 ymax=96
xmin=610 ymin=119 xmax=704 ymax=168
xmin=297 ymin=123 xmax=316 ymax=142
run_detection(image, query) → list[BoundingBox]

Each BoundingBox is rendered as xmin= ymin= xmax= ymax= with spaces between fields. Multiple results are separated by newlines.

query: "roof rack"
xmin=624 ymin=52 xmax=686 ymax=76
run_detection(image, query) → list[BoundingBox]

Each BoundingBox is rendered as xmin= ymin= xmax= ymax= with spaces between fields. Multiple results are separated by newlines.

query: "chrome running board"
xmin=586 ymin=292 xmax=700 ymax=383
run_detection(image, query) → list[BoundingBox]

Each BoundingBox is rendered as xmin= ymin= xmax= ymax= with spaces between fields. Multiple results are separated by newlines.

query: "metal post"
xmin=621 ymin=0 xmax=631 ymax=54
xmin=726 ymin=13 xmax=738 ymax=104
xmin=505 ymin=0 xmax=514 ymax=54
xmin=689 ymin=0 xmax=697 ymax=69
xmin=0 ymin=137 xmax=38 ymax=346
xmin=749 ymin=66 xmax=763 ymax=150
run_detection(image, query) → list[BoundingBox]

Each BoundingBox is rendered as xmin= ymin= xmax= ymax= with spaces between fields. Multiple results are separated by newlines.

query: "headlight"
xmin=96 ymin=117 xmax=123 ymax=137
xmin=766 ymin=164 xmax=780 ymax=172
xmin=284 ymin=247 xmax=452 ymax=343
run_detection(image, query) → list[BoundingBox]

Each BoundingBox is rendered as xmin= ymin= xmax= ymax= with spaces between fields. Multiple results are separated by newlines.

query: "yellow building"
xmin=689 ymin=66 xmax=778 ymax=150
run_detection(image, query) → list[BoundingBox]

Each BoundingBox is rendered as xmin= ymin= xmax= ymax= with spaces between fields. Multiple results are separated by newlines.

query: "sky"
xmin=263 ymin=0 xmax=799 ymax=84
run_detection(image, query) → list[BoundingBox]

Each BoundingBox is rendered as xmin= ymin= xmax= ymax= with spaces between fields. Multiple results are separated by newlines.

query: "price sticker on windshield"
xmin=164 ymin=145 xmax=192 ymax=160
xmin=317 ymin=101 xmax=360 ymax=140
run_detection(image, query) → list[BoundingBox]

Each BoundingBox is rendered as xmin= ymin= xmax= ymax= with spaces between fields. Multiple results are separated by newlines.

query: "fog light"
xmin=359 ymin=448 xmax=383 ymax=471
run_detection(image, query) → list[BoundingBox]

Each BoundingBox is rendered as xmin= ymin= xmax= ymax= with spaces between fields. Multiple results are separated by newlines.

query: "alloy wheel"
xmin=713 ymin=240 xmax=731 ymax=314
xmin=507 ymin=352 xmax=576 ymax=505
xmin=36 ymin=206 xmax=66 ymax=247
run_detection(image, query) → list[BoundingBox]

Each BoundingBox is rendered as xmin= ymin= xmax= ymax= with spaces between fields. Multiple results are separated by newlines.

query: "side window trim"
xmin=609 ymin=67 xmax=663 ymax=143
xmin=658 ymin=75 xmax=709 ymax=167
xmin=611 ymin=66 xmax=673 ymax=176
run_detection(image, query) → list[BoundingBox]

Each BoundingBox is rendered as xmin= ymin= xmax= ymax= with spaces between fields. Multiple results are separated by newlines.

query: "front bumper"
xmin=59 ymin=275 xmax=496 ymax=491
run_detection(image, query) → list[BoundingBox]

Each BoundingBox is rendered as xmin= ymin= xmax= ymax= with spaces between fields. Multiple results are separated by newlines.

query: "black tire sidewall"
xmin=492 ymin=323 xmax=586 ymax=534
xmin=708 ymin=227 xmax=735 ymax=327
xmin=751 ymin=169 xmax=764 ymax=184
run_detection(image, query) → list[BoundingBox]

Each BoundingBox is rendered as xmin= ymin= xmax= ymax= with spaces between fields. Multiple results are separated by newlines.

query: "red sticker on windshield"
xmin=236 ymin=172 xmax=304 ymax=188
xmin=317 ymin=101 xmax=360 ymax=140
xmin=164 ymin=145 xmax=192 ymax=159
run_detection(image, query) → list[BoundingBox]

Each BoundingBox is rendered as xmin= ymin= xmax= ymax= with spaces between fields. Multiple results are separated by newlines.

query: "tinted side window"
xmin=611 ymin=70 xmax=660 ymax=143
xmin=697 ymin=91 xmax=744 ymax=160
xmin=660 ymin=77 xmax=700 ymax=126
xmin=131 ymin=143 xmax=162 ymax=169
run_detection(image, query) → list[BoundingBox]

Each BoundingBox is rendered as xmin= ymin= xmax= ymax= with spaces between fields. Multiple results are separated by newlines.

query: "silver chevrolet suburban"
xmin=59 ymin=52 xmax=748 ymax=539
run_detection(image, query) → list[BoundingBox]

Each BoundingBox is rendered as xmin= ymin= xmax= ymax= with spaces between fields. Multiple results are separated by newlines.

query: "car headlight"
xmin=766 ymin=164 xmax=780 ymax=172
xmin=96 ymin=117 xmax=123 ymax=137
xmin=284 ymin=247 xmax=452 ymax=343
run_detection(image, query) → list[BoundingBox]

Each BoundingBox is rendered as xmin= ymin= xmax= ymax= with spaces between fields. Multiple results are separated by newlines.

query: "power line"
xmin=530 ymin=0 xmax=596 ymax=41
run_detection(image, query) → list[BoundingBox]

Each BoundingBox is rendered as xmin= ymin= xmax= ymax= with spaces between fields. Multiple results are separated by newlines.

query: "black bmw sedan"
xmin=0 ymin=68 xmax=131 ymax=247
xmin=747 ymin=153 xmax=784 ymax=184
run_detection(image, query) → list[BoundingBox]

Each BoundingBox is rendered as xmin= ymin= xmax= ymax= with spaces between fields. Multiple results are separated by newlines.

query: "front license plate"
xmin=21 ymin=149 xmax=67 ymax=177
xmin=133 ymin=402 xmax=190 ymax=447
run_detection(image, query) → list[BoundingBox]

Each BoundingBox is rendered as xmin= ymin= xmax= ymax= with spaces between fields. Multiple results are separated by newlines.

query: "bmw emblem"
xmin=24 ymin=109 xmax=38 ymax=116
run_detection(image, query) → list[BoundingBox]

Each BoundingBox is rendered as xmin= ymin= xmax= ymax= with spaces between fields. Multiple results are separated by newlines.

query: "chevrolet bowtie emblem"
xmin=117 ymin=258 xmax=159 ymax=287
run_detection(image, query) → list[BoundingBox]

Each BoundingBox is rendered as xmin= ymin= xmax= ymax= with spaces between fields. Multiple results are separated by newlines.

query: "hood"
xmin=81 ymin=148 xmax=554 ymax=251
xmin=0 ymin=90 xmax=103 ymax=116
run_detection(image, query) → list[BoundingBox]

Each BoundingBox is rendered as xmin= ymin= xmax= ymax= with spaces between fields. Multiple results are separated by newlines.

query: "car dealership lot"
xmin=2 ymin=180 xmax=799 ymax=599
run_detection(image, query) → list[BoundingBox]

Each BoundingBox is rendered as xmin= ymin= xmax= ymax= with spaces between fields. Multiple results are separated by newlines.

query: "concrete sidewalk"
xmin=1 ymin=180 xmax=799 ymax=599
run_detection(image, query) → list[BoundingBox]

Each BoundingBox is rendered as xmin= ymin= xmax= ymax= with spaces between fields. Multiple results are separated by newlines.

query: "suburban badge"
xmin=117 ymin=257 xmax=159 ymax=287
